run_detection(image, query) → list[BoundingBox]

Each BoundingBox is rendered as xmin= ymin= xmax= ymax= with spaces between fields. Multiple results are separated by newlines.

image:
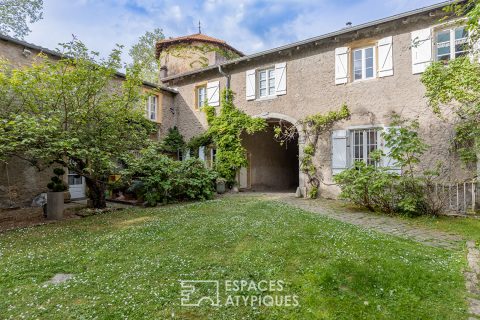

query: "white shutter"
xmin=381 ymin=127 xmax=401 ymax=174
xmin=335 ymin=47 xmax=349 ymax=85
xmin=411 ymin=28 xmax=432 ymax=74
xmin=246 ymin=69 xmax=256 ymax=100
xmin=207 ymin=81 xmax=220 ymax=107
xmin=275 ymin=62 xmax=287 ymax=95
xmin=198 ymin=146 xmax=205 ymax=161
xmin=185 ymin=149 xmax=191 ymax=160
xmin=377 ymin=36 xmax=394 ymax=77
xmin=332 ymin=130 xmax=348 ymax=175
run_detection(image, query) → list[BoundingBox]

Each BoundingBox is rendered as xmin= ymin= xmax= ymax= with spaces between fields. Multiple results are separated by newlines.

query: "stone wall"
xmin=159 ymin=41 xmax=227 ymax=77
xmin=166 ymin=8 xmax=475 ymax=197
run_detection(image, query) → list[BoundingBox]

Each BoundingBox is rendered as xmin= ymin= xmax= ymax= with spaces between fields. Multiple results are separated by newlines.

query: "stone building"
xmin=0 ymin=1 xmax=477 ymax=207
xmin=158 ymin=1 xmax=477 ymax=197
xmin=0 ymin=34 xmax=176 ymax=207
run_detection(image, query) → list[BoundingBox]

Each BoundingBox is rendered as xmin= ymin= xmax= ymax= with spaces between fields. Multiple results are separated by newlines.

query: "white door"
xmin=68 ymin=172 xmax=86 ymax=199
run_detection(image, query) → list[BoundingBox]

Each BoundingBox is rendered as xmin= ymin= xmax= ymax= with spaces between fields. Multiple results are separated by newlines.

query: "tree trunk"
xmin=85 ymin=177 xmax=107 ymax=209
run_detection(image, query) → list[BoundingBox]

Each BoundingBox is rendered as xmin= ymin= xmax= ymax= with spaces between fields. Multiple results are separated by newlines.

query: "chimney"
xmin=160 ymin=66 xmax=168 ymax=79
xmin=345 ymin=22 xmax=352 ymax=28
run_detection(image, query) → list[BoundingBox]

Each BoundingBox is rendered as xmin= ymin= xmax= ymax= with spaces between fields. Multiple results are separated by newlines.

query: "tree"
xmin=128 ymin=28 xmax=164 ymax=83
xmin=0 ymin=39 xmax=156 ymax=208
xmin=0 ymin=0 xmax=43 ymax=39
xmin=422 ymin=1 xmax=480 ymax=176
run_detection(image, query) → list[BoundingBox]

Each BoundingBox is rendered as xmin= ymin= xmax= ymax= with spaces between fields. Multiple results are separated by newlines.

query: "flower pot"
xmin=216 ymin=181 xmax=226 ymax=194
xmin=47 ymin=191 xmax=64 ymax=220
xmin=64 ymin=190 xmax=71 ymax=203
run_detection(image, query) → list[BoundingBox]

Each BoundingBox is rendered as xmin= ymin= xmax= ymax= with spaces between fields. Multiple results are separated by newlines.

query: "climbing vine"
xmin=160 ymin=43 xmax=240 ymax=69
xmin=203 ymin=89 xmax=266 ymax=183
xmin=274 ymin=104 xmax=351 ymax=197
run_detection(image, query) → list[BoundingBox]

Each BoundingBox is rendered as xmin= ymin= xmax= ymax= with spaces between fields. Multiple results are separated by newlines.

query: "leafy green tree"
xmin=0 ymin=0 xmax=43 ymax=39
xmin=128 ymin=28 xmax=164 ymax=83
xmin=0 ymin=39 xmax=156 ymax=208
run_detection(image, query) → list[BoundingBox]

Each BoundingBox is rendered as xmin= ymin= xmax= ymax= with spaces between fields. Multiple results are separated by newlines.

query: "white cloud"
xmin=24 ymin=0 xmax=444 ymax=65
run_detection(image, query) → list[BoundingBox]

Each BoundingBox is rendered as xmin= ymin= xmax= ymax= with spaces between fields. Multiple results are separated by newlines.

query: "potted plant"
xmin=216 ymin=178 xmax=226 ymax=194
xmin=46 ymin=168 xmax=68 ymax=220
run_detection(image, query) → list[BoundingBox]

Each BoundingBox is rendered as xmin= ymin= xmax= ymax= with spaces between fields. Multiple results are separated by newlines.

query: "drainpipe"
xmin=218 ymin=65 xmax=230 ymax=101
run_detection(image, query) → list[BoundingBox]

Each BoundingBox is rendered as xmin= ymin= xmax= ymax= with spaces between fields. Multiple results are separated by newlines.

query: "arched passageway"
xmin=240 ymin=119 xmax=299 ymax=191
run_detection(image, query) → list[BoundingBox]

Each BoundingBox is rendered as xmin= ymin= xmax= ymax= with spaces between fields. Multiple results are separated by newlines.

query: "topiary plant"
xmin=47 ymin=168 xmax=68 ymax=192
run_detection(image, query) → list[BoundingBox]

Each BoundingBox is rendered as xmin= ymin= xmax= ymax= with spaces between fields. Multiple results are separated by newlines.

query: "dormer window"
xmin=435 ymin=26 xmax=468 ymax=61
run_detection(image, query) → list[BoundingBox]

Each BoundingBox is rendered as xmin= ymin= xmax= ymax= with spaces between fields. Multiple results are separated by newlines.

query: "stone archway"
xmin=240 ymin=112 xmax=306 ymax=195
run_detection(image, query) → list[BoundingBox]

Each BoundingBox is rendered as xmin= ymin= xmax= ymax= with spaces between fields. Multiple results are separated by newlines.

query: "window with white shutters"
xmin=258 ymin=67 xmax=275 ymax=98
xmin=351 ymin=128 xmax=379 ymax=166
xmin=353 ymin=46 xmax=376 ymax=81
xmin=196 ymin=85 xmax=207 ymax=109
xmin=332 ymin=127 xmax=403 ymax=176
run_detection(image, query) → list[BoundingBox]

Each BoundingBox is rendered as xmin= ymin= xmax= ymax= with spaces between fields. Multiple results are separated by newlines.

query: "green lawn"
xmin=405 ymin=215 xmax=480 ymax=244
xmin=0 ymin=196 xmax=469 ymax=319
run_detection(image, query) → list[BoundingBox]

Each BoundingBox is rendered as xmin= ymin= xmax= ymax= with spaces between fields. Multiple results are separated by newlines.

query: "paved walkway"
xmin=263 ymin=193 xmax=464 ymax=251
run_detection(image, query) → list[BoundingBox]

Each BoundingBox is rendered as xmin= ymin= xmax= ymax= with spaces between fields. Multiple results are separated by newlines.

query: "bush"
xmin=334 ymin=116 xmax=445 ymax=217
xmin=47 ymin=168 xmax=68 ymax=192
xmin=122 ymin=147 xmax=217 ymax=206
xmin=173 ymin=159 xmax=218 ymax=201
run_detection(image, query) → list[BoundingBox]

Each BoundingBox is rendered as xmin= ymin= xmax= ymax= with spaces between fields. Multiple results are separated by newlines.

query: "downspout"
xmin=218 ymin=65 xmax=230 ymax=100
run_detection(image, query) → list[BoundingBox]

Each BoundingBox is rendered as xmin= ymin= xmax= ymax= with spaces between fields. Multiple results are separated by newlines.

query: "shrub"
xmin=122 ymin=146 xmax=216 ymax=206
xmin=47 ymin=168 xmax=68 ymax=192
xmin=334 ymin=116 xmax=445 ymax=217
xmin=173 ymin=159 xmax=217 ymax=201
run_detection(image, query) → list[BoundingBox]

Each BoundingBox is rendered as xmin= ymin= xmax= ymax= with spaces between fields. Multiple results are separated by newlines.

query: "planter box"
xmin=47 ymin=191 xmax=64 ymax=220
xmin=216 ymin=181 xmax=226 ymax=194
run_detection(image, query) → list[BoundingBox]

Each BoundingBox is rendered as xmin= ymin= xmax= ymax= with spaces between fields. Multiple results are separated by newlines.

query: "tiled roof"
xmin=155 ymin=33 xmax=244 ymax=58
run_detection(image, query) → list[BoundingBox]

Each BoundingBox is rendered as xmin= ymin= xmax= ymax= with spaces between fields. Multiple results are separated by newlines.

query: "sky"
xmin=25 ymin=0 xmax=443 ymax=63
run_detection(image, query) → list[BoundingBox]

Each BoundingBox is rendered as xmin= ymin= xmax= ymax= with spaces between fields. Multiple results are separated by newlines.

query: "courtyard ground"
xmin=0 ymin=195 xmax=472 ymax=319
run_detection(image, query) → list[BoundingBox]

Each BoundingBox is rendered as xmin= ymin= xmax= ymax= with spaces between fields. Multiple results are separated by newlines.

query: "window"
xmin=196 ymin=85 xmax=207 ymax=109
xmin=353 ymin=46 xmax=375 ymax=81
xmin=435 ymin=26 xmax=468 ymax=61
xmin=258 ymin=67 xmax=275 ymax=98
xmin=351 ymin=128 xmax=379 ymax=166
xmin=147 ymin=95 xmax=157 ymax=121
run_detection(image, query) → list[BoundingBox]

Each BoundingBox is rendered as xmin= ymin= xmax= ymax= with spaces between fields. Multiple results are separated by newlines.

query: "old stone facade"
xmin=160 ymin=2 xmax=476 ymax=197
xmin=1 ymin=2 xmax=476 ymax=206
xmin=0 ymin=35 xmax=176 ymax=207
xmin=156 ymin=33 xmax=243 ymax=78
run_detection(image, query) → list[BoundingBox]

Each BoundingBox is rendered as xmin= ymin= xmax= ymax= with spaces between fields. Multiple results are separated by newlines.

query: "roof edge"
xmin=0 ymin=33 xmax=177 ymax=94
xmin=161 ymin=0 xmax=456 ymax=82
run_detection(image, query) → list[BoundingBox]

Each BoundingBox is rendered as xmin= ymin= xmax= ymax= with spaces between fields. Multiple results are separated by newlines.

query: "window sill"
xmin=351 ymin=77 xmax=378 ymax=84
xmin=255 ymin=95 xmax=277 ymax=102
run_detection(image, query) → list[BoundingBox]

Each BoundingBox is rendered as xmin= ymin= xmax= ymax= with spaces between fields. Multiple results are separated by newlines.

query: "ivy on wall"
xmin=202 ymin=89 xmax=266 ymax=183
xmin=275 ymin=104 xmax=351 ymax=198
xmin=159 ymin=43 xmax=240 ymax=69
